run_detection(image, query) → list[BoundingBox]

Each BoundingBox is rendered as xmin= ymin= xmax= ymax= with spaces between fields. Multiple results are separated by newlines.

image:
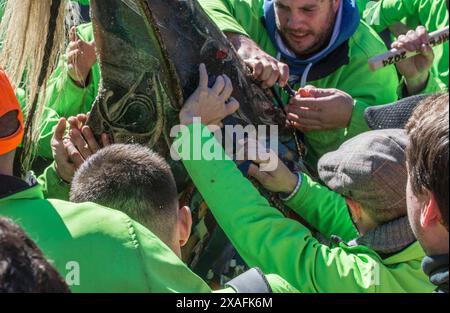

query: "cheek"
xmin=275 ymin=9 xmax=288 ymax=27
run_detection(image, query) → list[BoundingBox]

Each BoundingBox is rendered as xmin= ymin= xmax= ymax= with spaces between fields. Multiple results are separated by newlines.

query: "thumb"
xmin=301 ymin=87 xmax=335 ymax=98
xmin=420 ymin=44 xmax=434 ymax=63
xmin=248 ymin=164 xmax=270 ymax=184
xmin=54 ymin=118 xmax=67 ymax=140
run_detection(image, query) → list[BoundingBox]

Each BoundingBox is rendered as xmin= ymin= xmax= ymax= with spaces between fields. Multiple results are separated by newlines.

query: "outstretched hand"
xmin=179 ymin=64 xmax=240 ymax=127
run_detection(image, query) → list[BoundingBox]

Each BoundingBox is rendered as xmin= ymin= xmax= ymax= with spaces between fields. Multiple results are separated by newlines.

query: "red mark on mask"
xmin=216 ymin=48 xmax=229 ymax=60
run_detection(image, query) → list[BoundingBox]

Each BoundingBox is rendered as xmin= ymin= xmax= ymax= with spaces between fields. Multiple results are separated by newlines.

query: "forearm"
xmin=363 ymin=0 xmax=420 ymax=32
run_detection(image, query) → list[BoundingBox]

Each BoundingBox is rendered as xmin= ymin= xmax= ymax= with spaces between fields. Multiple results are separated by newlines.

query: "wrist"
xmin=405 ymin=72 xmax=429 ymax=95
xmin=280 ymin=172 xmax=302 ymax=201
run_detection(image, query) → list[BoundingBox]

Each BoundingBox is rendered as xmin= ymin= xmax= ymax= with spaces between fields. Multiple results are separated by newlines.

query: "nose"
xmin=286 ymin=11 xmax=305 ymax=30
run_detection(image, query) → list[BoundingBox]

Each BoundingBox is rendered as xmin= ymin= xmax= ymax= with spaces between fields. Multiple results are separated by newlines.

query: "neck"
xmin=0 ymin=151 xmax=15 ymax=176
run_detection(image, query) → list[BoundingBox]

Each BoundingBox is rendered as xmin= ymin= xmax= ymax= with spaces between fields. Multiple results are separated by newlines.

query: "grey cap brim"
xmin=365 ymin=94 xmax=429 ymax=130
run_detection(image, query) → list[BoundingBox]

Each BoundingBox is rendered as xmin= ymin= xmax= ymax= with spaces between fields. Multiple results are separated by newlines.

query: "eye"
xmin=117 ymin=95 xmax=154 ymax=133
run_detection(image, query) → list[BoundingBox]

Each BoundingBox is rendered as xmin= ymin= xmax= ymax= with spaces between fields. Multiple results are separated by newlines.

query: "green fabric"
xmin=363 ymin=0 xmax=449 ymax=91
xmin=285 ymin=173 xmax=359 ymax=242
xmin=0 ymin=184 xmax=212 ymax=293
xmin=198 ymin=0 xmax=399 ymax=169
xmin=0 ymin=181 xmax=297 ymax=293
xmin=179 ymin=123 xmax=434 ymax=293
xmin=37 ymin=162 xmax=71 ymax=201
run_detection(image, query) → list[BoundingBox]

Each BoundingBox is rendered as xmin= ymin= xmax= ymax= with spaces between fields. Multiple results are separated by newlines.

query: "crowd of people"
xmin=0 ymin=0 xmax=448 ymax=293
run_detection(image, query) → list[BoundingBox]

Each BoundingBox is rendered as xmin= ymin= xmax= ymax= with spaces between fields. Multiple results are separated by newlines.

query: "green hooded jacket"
xmin=362 ymin=0 xmax=449 ymax=92
xmin=179 ymin=123 xmax=435 ymax=293
xmin=0 ymin=177 xmax=298 ymax=293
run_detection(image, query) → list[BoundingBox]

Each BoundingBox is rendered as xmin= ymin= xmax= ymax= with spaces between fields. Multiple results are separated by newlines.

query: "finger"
xmin=420 ymin=43 xmax=434 ymax=62
xmin=247 ymin=59 xmax=263 ymax=78
xmin=259 ymin=59 xmax=278 ymax=84
xmin=67 ymin=40 xmax=81 ymax=52
xmin=198 ymin=63 xmax=208 ymax=90
xmin=293 ymin=108 xmax=322 ymax=121
xmin=77 ymin=114 xmax=88 ymax=126
xmin=287 ymin=97 xmax=322 ymax=111
xmin=68 ymin=116 xmax=80 ymax=130
xmin=69 ymin=128 xmax=92 ymax=160
xmin=64 ymin=140 xmax=85 ymax=168
xmin=211 ymin=75 xmax=225 ymax=95
xmin=263 ymin=63 xmax=281 ymax=89
xmin=219 ymin=74 xmax=234 ymax=101
xmin=225 ymin=97 xmax=240 ymax=116
xmin=101 ymin=133 xmax=112 ymax=147
xmin=81 ymin=126 xmax=100 ymax=154
xmin=391 ymin=40 xmax=404 ymax=50
xmin=416 ymin=26 xmax=429 ymax=45
xmin=278 ymin=63 xmax=289 ymax=87
xmin=287 ymin=113 xmax=322 ymax=128
xmin=299 ymin=87 xmax=335 ymax=99
xmin=406 ymin=30 xmax=420 ymax=51
xmin=54 ymin=118 xmax=67 ymax=141
xmin=69 ymin=26 xmax=77 ymax=42
xmin=248 ymin=164 xmax=271 ymax=184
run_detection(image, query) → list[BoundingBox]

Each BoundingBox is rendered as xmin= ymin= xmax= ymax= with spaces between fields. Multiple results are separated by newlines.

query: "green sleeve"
xmin=284 ymin=173 xmax=359 ymax=242
xmin=398 ymin=71 xmax=448 ymax=97
xmin=37 ymin=162 xmax=71 ymax=201
xmin=264 ymin=274 xmax=300 ymax=293
xmin=180 ymin=123 xmax=389 ymax=293
xmin=198 ymin=0 xmax=275 ymax=50
xmin=363 ymin=0 xmax=422 ymax=32
xmin=343 ymin=27 xmax=399 ymax=139
xmin=198 ymin=0 xmax=250 ymax=36
xmin=44 ymin=23 xmax=99 ymax=118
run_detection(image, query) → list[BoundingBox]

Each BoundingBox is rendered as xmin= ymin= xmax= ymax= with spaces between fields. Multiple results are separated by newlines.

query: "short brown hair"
xmin=70 ymin=144 xmax=179 ymax=243
xmin=406 ymin=93 xmax=449 ymax=231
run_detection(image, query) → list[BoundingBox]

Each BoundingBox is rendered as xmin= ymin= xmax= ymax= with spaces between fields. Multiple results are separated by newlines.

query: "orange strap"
xmin=0 ymin=68 xmax=24 ymax=155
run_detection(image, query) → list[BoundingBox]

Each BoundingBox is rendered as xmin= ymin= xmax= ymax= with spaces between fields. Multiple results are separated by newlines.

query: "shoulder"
xmin=48 ymin=199 xmax=144 ymax=247
xmin=349 ymin=20 xmax=389 ymax=60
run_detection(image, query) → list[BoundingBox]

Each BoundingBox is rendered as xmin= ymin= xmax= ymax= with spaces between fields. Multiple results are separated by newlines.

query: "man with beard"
xmin=198 ymin=0 xmax=399 ymax=170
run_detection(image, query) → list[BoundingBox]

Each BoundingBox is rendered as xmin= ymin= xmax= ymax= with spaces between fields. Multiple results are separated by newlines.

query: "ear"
xmin=420 ymin=192 xmax=442 ymax=229
xmin=177 ymin=206 xmax=192 ymax=247
xmin=346 ymin=198 xmax=362 ymax=222
xmin=333 ymin=0 xmax=341 ymax=12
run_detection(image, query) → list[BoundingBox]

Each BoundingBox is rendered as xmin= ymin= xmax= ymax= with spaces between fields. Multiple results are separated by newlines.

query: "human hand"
xmin=392 ymin=26 xmax=434 ymax=95
xmin=286 ymin=87 xmax=354 ymax=132
xmin=227 ymin=33 xmax=289 ymax=88
xmin=179 ymin=63 xmax=240 ymax=126
xmin=67 ymin=26 xmax=97 ymax=88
